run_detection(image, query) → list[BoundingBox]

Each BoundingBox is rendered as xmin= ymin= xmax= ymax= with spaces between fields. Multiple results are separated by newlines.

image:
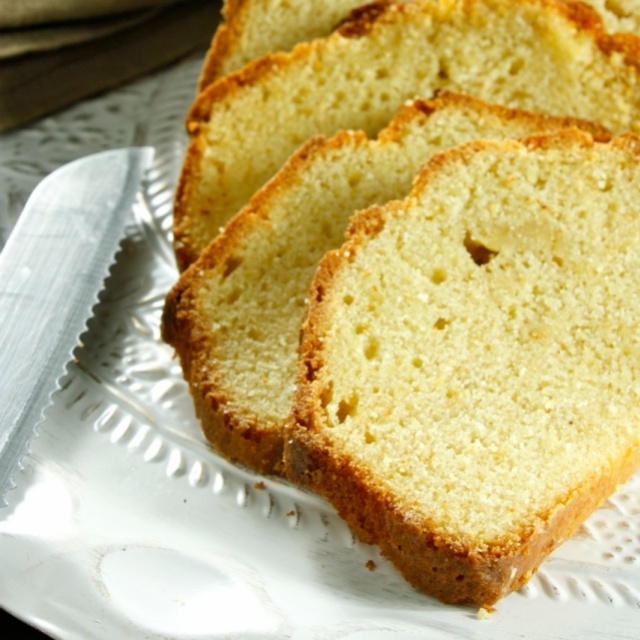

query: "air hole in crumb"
xmin=552 ymin=255 xmax=564 ymax=267
xmin=412 ymin=357 xmax=423 ymax=369
xmin=344 ymin=293 xmax=354 ymax=305
xmin=355 ymin=323 xmax=367 ymax=335
xmin=430 ymin=268 xmax=447 ymax=285
xmin=226 ymin=288 xmax=241 ymax=304
xmin=247 ymin=327 xmax=262 ymax=341
xmin=437 ymin=61 xmax=449 ymax=80
xmin=509 ymin=58 xmax=524 ymax=75
xmin=433 ymin=317 xmax=449 ymax=331
xmin=455 ymin=574 xmax=465 ymax=582
xmin=348 ymin=172 xmax=363 ymax=188
xmin=320 ymin=383 xmax=334 ymax=409
xmin=364 ymin=336 xmax=380 ymax=359
xmin=337 ymin=394 xmax=359 ymax=423
xmin=222 ymin=255 xmax=242 ymax=277
xmin=364 ymin=430 xmax=376 ymax=444
xmin=463 ymin=232 xmax=498 ymax=266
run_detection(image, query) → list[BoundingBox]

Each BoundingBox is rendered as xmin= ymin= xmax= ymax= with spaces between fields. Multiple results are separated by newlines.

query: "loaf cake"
xmin=198 ymin=0 xmax=640 ymax=90
xmin=162 ymin=91 xmax=611 ymax=475
xmin=285 ymin=129 xmax=640 ymax=607
xmin=175 ymin=0 xmax=640 ymax=270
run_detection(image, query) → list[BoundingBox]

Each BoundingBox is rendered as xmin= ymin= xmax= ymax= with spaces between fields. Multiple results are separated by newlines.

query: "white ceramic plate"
xmin=0 ymin=58 xmax=639 ymax=640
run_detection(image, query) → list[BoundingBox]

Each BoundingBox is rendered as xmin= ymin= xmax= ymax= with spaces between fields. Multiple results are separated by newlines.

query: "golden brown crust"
xmin=409 ymin=127 xmax=640 ymax=197
xmin=409 ymin=128 xmax=590 ymax=193
xmin=173 ymin=137 xmax=209 ymax=270
xmin=406 ymin=90 xmax=612 ymax=143
xmin=546 ymin=0 xmax=605 ymax=31
xmin=187 ymin=49 xmax=290 ymax=125
xmin=336 ymin=0 xmax=396 ymax=38
xmin=599 ymin=30 xmax=640 ymax=70
xmin=193 ymin=386 xmax=286 ymax=475
xmin=197 ymin=0 xmax=248 ymax=91
xmin=404 ymin=126 xmax=638 ymax=201
xmin=162 ymin=256 xmax=286 ymax=474
xmin=233 ymin=130 xmax=369 ymax=218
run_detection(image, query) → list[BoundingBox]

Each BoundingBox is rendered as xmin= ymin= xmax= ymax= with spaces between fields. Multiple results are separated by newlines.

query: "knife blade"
xmin=0 ymin=146 xmax=154 ymax=506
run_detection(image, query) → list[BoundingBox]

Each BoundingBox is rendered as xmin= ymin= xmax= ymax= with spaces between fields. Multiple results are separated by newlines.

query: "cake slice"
xmin=175 ymin=0 xmax=640 ymax=270
xmin=162 ymin=91 xmax=611 ymax=474
xmin=285 ymin=129 xmax=640 ymax=607
xmin=197 ymin=0 xmax=640 ymax=90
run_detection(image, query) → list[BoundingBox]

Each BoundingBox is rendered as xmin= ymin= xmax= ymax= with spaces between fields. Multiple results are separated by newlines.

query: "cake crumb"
xmin=254 ymin=481 xmax=266 ymax=490
xmin=476 ymin=606 xmax=495 ymax=620
xmin=365 ymin=560 xmax=376 ymax=571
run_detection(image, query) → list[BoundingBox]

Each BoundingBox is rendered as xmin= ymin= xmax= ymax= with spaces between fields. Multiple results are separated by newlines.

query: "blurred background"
xmin=0 ymin=0 xmax=220 ymax=133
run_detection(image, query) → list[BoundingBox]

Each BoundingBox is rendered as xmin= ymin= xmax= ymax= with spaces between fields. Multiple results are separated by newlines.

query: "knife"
xmin=0 ymin=147 xmax=154 ymax=506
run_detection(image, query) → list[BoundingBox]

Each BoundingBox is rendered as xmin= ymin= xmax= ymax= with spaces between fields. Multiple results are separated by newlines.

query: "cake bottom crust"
xmin=285 ymin=429 xmax=640 ymax=606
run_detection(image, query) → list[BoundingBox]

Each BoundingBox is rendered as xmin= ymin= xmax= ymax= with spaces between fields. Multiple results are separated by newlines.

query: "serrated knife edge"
xmin=0 ymin=147 xmax=154 ymax=506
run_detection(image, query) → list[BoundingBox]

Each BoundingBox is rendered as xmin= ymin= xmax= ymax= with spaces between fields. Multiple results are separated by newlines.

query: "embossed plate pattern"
xmin=0 ymin=56 xmax=639 ymax=640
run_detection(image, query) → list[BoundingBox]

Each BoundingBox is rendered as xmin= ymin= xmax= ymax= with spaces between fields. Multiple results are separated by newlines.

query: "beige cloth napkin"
xmin=0 ymin=0 xmax=221 ymax=132
xmin=1 ymin=0 xmax=177 ymax=28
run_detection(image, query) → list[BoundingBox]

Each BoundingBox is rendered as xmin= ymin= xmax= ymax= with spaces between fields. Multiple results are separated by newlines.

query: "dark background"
xmin=1 ymin=609 xmax=53 ymax=639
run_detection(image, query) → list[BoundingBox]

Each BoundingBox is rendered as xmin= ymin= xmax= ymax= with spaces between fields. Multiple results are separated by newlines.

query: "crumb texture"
xmin=296 ymin=134 xmax=640 ymax=551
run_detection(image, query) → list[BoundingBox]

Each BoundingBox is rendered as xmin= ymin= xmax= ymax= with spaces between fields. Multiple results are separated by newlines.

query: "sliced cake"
xmin=162 ymin=92 xmax=610 ymax=474
xmin=286 ymin=129 xmax=640 ymax=606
